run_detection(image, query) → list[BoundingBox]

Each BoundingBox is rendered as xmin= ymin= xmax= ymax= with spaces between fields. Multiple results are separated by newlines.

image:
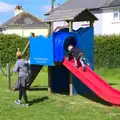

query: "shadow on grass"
xmin=81 ymin=93 xmax=112 ymax=106
xmin=108 ymin=83 xmax=118 ymax=86
xmin=73 ymin=77 xmax=113 ymax=106
xmin=27 ymin=85 xmax=48 ymax=91
xmin=29 ymin=96 xmax=49 ymax=105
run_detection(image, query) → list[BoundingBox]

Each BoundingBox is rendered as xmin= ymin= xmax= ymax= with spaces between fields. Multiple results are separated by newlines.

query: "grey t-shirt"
xmin=13 ymin=59 xmax=29 ymax=76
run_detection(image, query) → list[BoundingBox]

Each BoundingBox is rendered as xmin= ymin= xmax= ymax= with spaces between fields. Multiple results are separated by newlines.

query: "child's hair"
xmin=16 ymin=50 xmax=23 ymax=59
xmin=68 ymin=44 xmax=73 ymax=47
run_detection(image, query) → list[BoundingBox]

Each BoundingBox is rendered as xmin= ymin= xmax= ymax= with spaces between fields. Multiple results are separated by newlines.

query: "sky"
xmin=0 ymin=0 xmax=67 ymax=24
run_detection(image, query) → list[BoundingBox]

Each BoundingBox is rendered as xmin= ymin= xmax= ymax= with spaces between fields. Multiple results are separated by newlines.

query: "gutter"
xmin=100 ymin=5 xmax=120 ymax=10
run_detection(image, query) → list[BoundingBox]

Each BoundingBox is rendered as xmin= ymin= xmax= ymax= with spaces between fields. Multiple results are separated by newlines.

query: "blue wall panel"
xmin=30 ymin=35 xmax=54 ymax=66
xmin=76 ymin=27 xmax=94 ymax=70
xmin=51 ymin=66 xmax=69 ymax=94
xmin=51 ymin=27 xmax=94 ymax=95
xmin=72 ymin=75 xmax=95 ymax=95
xmin=29 ymin=27 xmax=95 ymax=96
xmin=72 ymin=27 xmax=94 ymax=95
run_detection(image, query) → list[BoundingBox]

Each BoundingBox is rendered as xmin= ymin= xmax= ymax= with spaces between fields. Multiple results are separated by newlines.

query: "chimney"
xmin=14 ymin=5 xmax=24 ymax=16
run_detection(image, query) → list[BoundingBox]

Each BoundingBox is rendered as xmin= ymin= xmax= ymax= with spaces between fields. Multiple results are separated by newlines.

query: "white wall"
xmin=3 ymin=27 xmax=48 ymax=37
xmin=23 ymin=28 xmax=48 ymax=37
xmin=73 ymin=21 xmax=89 ymax=30
xmin=102 ymin=9 xmax=120 ymax=35
xmin=72 ymin=11 xmax=103 ymax=35
xmin=49 ymin=8 xmax=120 ymax=35
xmin=52 ymin=14 xmax=103 ymax=35
xmin=53 ymin=21 xmax=90 ymax=31
xmin=53 ymin=21 xmax=68 ymax=30
xmin=73 ymin=9 xmax=120 ymax=35
xmin=93 ymin=13 xmax=103 ymax=35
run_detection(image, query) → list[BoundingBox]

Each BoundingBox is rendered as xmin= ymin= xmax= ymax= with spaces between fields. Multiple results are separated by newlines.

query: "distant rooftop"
xmin=44 ymin=8 xmax=98 ymax=22
xmin=44 ymin=0 xmax=120 ymax=22
xmin=1 ymin=5 xmax=48 ymax=28
xmin=45 ymin=0 xmax=120 ymax=15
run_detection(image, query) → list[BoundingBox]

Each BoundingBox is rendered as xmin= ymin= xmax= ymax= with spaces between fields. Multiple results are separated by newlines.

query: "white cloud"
xmin=40 ymin=5 xmax=51 ymax=13
xmin=0 ymin=1 xmax=15 ymax=13
xmin=40 ymin=4 xmax=58 ymax=13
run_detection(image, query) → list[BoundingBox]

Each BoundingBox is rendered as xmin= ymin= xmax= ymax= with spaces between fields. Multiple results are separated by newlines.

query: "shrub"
xmin=94 ymin=35 xmax=120 ymax=68
xmin=0 ymin=34 xmax=120 ymax=69
xmin=0 ymin=34 xmax=29 ymax=66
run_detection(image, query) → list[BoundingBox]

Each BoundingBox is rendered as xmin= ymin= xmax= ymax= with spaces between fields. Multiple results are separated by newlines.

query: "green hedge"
xmin=94 ymin=35 xmax=120 ymax=68
xmin=0 ymin=34 xmax=120 ymax=68
xmin=0 ymin=34 xmax=29 ymax=66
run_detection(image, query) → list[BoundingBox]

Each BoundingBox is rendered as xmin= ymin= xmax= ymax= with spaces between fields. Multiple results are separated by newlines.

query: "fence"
xmin=0 ymin=63 xmax=12 ymax=91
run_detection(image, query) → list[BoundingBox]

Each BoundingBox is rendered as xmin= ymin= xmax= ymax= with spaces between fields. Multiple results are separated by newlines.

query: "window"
xmin=0 ymin=28 xmax=2 ymax=33
xmin=113 ymin=9 xmax=120 ymax=21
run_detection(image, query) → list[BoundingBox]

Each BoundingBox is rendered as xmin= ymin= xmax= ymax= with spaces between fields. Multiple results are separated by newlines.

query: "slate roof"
xmin=46 ymin=0 xmax=120 ymax=15
xmin=45 ymin=0 xmax=120 ymax=22
xmin=44 ymin=8 xmax=98 ymax=22
xmin=102 ymin=0 xmax=120 ymax=8
xmin=1 ymin=11 xmax=48 ymax=28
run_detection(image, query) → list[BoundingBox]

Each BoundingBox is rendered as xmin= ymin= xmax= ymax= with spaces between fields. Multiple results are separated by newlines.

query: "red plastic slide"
xmin=63 ymin=58 xmax=120 ymax=105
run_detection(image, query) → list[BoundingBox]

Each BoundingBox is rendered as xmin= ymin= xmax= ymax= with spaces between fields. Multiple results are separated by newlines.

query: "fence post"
xmin=0 ymin=54 xmax=1 ymax=65
xmin=22 ymin=41 xmax=30 ymax=55
xmin=7 ymin=63 xmax=11 ymax=90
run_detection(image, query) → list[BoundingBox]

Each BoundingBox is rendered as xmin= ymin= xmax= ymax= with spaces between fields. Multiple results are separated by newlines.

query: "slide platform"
xmin=63 ymin=58 xmax=120 ymax=105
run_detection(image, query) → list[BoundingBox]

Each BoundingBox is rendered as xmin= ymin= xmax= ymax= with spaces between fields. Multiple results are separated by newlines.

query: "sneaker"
xmin=87 ymin=63 xmax=90 ymax=67
xmin=14 ymin=100 xmax=21 ymax=105
xmin=24 ymin=103 xmax=29 ymax=107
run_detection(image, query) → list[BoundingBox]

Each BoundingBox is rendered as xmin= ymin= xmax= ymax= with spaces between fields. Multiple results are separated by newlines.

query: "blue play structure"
xmin=30 ymin=27 xmax=94 ymax=95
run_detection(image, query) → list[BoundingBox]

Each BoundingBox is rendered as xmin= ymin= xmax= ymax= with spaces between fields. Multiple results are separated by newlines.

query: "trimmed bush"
xmin=0 ymin=34 xmax=29 ymax=66
xmin=0 ymin=34 xmax=120 ymax=69
xmin=94 ymin=35 xmax=120 ymax=68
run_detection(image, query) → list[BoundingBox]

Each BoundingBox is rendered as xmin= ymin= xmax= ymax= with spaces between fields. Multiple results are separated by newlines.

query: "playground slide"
xmin=63 ymin=58 xmax=120 ymax=105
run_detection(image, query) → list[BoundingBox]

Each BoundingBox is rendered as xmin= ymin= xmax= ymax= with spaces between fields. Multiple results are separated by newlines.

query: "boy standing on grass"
xmin=67 ymin=45 xmax=86 ymax=71
xmin=13 ymin=49 xmax=29 ymax=107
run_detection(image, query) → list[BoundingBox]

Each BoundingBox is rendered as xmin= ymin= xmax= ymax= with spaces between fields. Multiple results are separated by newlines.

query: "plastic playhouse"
xmin=29 ymin=9 xmax=120 ymax=105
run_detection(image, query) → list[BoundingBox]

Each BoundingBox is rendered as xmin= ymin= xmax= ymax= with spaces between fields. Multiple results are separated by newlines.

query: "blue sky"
xmin=0 ymin=0 xmax=67 ymax=24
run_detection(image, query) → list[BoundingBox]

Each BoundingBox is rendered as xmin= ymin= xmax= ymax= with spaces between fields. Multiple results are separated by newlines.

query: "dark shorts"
xmin=75 ymin=53 xmax=83 ymax=59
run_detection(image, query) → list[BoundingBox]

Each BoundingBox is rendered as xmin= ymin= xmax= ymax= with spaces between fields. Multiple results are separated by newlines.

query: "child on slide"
xmin=67 ymin=45 xmax=86 ymax=71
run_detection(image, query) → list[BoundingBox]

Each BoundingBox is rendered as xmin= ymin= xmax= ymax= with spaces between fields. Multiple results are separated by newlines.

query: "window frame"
xmin=113 ymin=9 xmax=120 ymax=21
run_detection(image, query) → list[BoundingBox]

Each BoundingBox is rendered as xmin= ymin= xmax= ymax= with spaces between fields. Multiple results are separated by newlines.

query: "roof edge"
xmin=44 ymin=0 xmax=70 ymax=16
xmin=100 ymin=5 xmax=120 ymax=10
xmin=44 ymin=8 xmax=98 ymax=22
xmin=1 ymin=11 xmax=47 ymax=28
xmin=45 ymin=0 xmax=120 ymax=16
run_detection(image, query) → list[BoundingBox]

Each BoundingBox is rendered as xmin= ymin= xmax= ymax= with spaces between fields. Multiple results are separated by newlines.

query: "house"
xmin=0 ymin=5 xmax=48 ymax=37
xmin=54 ymin=25 xmax=68 ymax=32
xmin=45 ymin=0 xmax=120 ymax=35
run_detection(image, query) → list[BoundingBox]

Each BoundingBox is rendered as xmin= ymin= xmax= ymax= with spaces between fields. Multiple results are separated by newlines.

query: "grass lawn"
xmin=0 ymin=68 xmax=120 ymax=120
